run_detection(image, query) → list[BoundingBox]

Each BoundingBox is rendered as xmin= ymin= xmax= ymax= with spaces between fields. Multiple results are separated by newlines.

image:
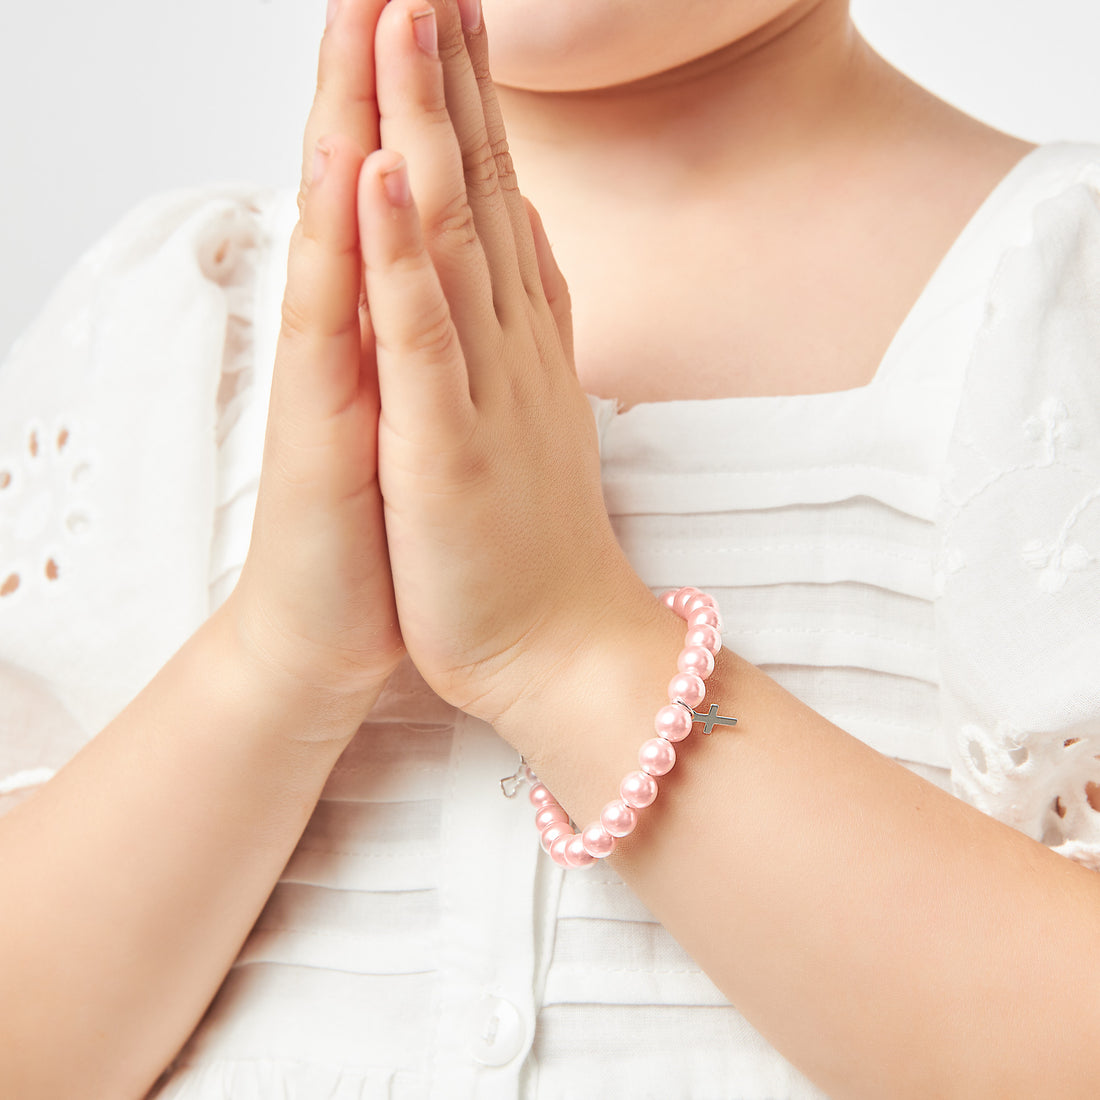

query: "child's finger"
xmin=461 ymin=15 xmax=541 ymax=300
xmin=360 ymin=150 xmax=475 ymax=448
xmin=426 ymin=1 xmax=525 ymax=306
xmin=376 ymin=0 xmax=522 ymax=327
xmin=298 ymin=0 xmax=387 ymax=214
xmin=273 ymin=135 xmax=372 ymax=449
xmin=524 ymin=197 xmax=575 ymax=370
xmin=374 ymin=1 xmax=496 ymax=345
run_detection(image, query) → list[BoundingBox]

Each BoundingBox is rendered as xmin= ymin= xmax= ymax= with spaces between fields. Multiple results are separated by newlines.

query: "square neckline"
xmin=593 ymin=143 xmax=1048 ymax=418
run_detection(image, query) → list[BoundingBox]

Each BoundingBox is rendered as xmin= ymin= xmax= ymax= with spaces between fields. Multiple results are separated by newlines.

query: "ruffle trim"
xmin=200 ymin=193 xmax=278 ymax=614
xmin=197 ymin=198 xmax=266 ymax=450
xmin=147 ymin=1058 xmax=427 ymax=1100
xmin=0 ymin=766 xmax=55 ymax=795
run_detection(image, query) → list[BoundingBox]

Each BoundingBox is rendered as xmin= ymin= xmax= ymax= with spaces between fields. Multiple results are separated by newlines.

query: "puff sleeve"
xmin=0 ymin=184 xmax=276 ymax=803
xmin=935 ymin=163 xmax=1100 ymax=867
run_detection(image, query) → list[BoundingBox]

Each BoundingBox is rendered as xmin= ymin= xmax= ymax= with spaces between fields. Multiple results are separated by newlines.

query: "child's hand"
xmin=357 ymin=0 xmax=651 ymax=731
xmin=225 ymin=0 xmax=404 ymax=718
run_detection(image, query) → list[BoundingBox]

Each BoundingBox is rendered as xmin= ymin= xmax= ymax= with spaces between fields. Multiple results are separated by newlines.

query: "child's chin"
xmin=482 ymin=3 xmax=616 ymax=89
xmin=482 ymin=0 xmax=777 ymax=95
xmin=487 ymin=29 xmax=670 ymax=96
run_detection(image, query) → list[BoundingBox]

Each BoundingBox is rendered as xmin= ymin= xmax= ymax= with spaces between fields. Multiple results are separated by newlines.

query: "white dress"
xmin=1 ymin=143 xmax=1099 ymax=1099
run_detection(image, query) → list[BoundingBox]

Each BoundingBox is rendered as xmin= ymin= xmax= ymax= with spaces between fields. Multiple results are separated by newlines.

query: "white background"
xmin=2 ymin=0 xmax=1099 ymax=359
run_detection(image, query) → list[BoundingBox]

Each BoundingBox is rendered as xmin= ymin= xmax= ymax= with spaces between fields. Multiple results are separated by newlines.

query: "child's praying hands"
xmin=227 ymin=0 xmax=404 ymax=724
xmin=360 ymin=0 xmax=652 ymax=729
xmin=243 ymin=0 xmax=657 ymax=736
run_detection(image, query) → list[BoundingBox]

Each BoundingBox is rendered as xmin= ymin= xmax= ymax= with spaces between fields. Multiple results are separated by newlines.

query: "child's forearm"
xmin=513 ymin=598 xmax=1100 ymax=1100
xmin=0 ymin=603 xmax=378 ymax=1099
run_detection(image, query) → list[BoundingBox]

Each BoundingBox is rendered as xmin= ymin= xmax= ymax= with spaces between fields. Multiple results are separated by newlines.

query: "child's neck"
xmin=496 ymin=0 xmax=871 ymax=205
xmin=494 ymin=2 xmax=1033 ymax=406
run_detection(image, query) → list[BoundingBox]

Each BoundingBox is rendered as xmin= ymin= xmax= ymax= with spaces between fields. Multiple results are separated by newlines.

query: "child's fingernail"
xmin=326 ymin=0 xmax=340 ymax=27
xmin=382 ymin=158 xmax=411 ymax=207
xmin=412 ymin=9 xmax=438 ymax=57
xmin=313 ymin=141 xmax=333 ymax=186
xmin=457 ymin=0 xmax=481 ymax=33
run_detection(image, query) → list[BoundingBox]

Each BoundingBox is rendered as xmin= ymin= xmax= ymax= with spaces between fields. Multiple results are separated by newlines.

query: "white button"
xmin=467 ymin=995 xmax=526 ymax=1066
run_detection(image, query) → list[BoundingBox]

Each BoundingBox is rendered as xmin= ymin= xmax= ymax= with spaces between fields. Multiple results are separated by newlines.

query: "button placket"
xmin=427 ymin=714 xmax=541 ymax=1097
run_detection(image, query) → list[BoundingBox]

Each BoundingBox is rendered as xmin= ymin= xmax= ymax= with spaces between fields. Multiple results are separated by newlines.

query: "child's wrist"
xmin=491 ymin=577 xmax=680 ymax=761
xmin=205 ymin=595 xmax=394 ymax=747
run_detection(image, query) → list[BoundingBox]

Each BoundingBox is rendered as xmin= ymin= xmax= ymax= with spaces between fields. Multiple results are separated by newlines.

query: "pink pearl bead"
xmin=672 ymin=587 xmax=702 ymax=617
xmin=685 ymin=624 xmax=722 ymax=655
xmin=535 ymin=804 xmax=570 ymax=832
xmin=581 ymin=822 xmax=617 ymax=858
xmin=669 ymin=672 xmax=706 ymax=708
xmin=685 ymin=593 xmax=718 ymax=614
xmin=687 ymin=606 xmax=722 ymax=632
xmin=660 ymin=589 xmax=679 ymax=609
xmin=677 ymin=644 xmax=715 ymax=679
xmin=621 ymin=770 xmax=658 ymax=809
xmin=528 ymin=782 xmax=557 ymax=810
xmin=654 ymin=703 xmax=692 ymax=742
xmin=549 ymin=833 xmax=574 ymax=867
xmin=565 ymin=834 xmax=597 ymax=867
xmin=601 ymin=798 xmax=638 ymax=838
xmin=540 ymin=820 xmax=573 ymax=853
xmin=639 ymin=736 xmax=676 ymax=775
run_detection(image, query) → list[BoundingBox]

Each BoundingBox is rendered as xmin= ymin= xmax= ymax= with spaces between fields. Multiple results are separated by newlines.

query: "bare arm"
xmin=512 ymin=596 xmax=1100 ymax=1100
xmin=0 ymin=3 xmax=405 ymax=1092
xmin=0 ymin=599 xmax=381 ymax=1099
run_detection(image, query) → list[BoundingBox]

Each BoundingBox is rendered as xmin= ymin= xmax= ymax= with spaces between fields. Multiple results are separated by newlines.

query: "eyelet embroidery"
xmin=954 ymin=716 xmax=1100 ymax=866
xmin=0 ymin=418 xmax=95 ymax=601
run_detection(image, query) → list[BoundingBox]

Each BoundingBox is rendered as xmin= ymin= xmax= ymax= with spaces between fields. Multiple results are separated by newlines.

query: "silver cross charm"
xmin=687 ymin=702 xmax=738 ymax=735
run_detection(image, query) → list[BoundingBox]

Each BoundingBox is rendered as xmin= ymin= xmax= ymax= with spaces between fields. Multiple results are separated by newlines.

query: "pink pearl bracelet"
xmin=501 ymin=587 xmax=736 ymax=870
